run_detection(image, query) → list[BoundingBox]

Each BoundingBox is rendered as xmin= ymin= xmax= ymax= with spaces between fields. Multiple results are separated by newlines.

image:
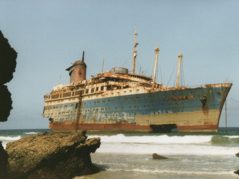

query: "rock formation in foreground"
xmin=0 ymin=31 xmax=17 ymax=85
xmin=0 ymin=142 xmax=9 ymax=178
xmin=0 ymin=85 xmax=12 ymax=121
xmin=5 ymin=131 xmax=101 ymax=179
xmin=0 ymin=31 xmax=17 ymax=122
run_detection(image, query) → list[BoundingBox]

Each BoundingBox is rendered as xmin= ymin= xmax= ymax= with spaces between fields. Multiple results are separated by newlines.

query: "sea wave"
xmin=89 ymin=134 xmax=239 ymax=155
xmin=24 ymin=132 xmax=38 ymax=135
xmin=0 ymin=136 xmax=21 ymax=149
xmin=90 ymin=134 xmax=213 ymax=144
xmin=0 ymin=136 xmax=21 ymax=142
xmin=90 ymin=134 xmax=239 ymax=146
xmin=96 ymin=142 xmax=239 ymax=155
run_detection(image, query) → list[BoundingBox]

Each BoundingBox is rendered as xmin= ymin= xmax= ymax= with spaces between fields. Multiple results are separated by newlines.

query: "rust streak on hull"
xmin=177 ymin=125 xmax=218 ymax=132
xmin=50 ymin=122 xmax=152 ymax=132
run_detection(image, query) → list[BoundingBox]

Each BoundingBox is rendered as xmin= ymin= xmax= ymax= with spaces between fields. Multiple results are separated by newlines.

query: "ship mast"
xmin=82 ymin=51 xmax=85 ymax=62
xmin=132 ymin=30 xmax=138 ymax=74
xmin=176 ymin=52 xmax=183 ymax=88
xmin=152 ymin=48 xmax=160 ymax=84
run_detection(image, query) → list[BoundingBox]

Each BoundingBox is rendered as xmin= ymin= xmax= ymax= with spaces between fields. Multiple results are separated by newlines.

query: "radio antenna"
xmin=132 ymin=30 xmax=138 ymax=74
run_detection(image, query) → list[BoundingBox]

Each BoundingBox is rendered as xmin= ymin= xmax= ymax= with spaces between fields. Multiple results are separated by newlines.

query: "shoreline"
xmin=1 ymin=129 xmax=239 ymax=178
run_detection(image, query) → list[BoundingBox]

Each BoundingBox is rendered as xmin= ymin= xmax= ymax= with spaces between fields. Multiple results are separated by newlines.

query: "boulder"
xmin=234 ymin=170 xmax=239 ymax=175
xmin=6 ymin=131 xmax=100 ymax=179
xmin=235 ymin=153 xmax=239 ymax=175
xmin=152 ymin=153 xmax=168 ymax=160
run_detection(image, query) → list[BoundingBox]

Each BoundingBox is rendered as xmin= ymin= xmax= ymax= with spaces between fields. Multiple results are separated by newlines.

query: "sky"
xmin=0 ymin=0 xmax=239 ymax=129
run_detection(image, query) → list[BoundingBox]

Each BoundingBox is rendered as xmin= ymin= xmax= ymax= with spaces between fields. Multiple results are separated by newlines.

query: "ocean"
xmin=1 ymin=128 xmax=239 ymax=179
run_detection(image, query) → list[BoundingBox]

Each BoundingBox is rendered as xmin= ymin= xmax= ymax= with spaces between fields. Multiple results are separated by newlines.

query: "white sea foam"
xmin=89 ymin=134 xmax=239 ymax=155
xmin=0 ymin=136 xmax=21 ymax=142
xmin=227 ymin=135 xmax=239 ymax=139
xmin=2 ymin=142 xmax=7 ymax=149
xmin=0 ymin=136 xmax=21 ymax=149
xmin=90 ymin=134 xmax=213 ymax=144
xmin=24 ymin=132 xmax=38 ymax=135
xmin=97 ymin=143 xmax=239 ymax=155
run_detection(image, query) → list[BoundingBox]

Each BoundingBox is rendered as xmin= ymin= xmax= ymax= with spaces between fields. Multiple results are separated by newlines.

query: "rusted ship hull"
xmin=49 ymin=122 xmax=218 ymax=133
xmin=44 ymin=83 xmax=232 ymax=133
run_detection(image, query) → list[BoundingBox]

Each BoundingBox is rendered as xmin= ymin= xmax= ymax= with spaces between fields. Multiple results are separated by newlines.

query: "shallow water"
xmin=83 ymin=153 xmax=238 ymax=179
xmin=85 ymin=129 xmax=239 ymax=178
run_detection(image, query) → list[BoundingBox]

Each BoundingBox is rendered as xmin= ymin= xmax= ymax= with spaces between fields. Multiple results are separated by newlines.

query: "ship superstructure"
xmin=43 ymin=33 xmax=232 ymax=132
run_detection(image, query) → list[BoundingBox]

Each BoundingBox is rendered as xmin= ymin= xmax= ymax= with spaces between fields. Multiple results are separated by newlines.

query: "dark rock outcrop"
xmin=0 ymin=31 xmax=17 ymax=85
xmin=152 ymin=153 xmax=168 ymax=160
xmin=0 ymin=85 xmax=12 ymax=121
xmin=6 ymin=131 xmax=101 ymax=179
xmin=0 ymin=31 xmax=17 ymax=121
xmin=0 ymin=142 xmax=9 ymax=178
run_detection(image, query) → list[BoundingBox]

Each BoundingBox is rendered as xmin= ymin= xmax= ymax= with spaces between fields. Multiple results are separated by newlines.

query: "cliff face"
xmin=0 ymin=31 xmax=17 ymax=178
xmin=0 ymin=85 xmax=12 ymax=121
xmin=0 ymin=31 xmax=17 ymax=122
xmin=5 ymin=131 xmax=101 ymax=179
xmin=0 ymin=31 xmax=17 ymax=85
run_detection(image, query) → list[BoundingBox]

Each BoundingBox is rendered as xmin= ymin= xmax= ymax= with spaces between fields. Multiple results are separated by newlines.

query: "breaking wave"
xmin=24 ymin=132 xmax=38 ymax=135
xmin=90 ymin=134 xmax=239 ymax=155
xmin=90 ymin=134 xmax=239 ymax=145
xmin=0 ymin=136 xmax=21 ymax=149
xmin=0 ymin=136 xmax=21 ymax=142
xmin=90 ymin=134 xmax=212 ymax=144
